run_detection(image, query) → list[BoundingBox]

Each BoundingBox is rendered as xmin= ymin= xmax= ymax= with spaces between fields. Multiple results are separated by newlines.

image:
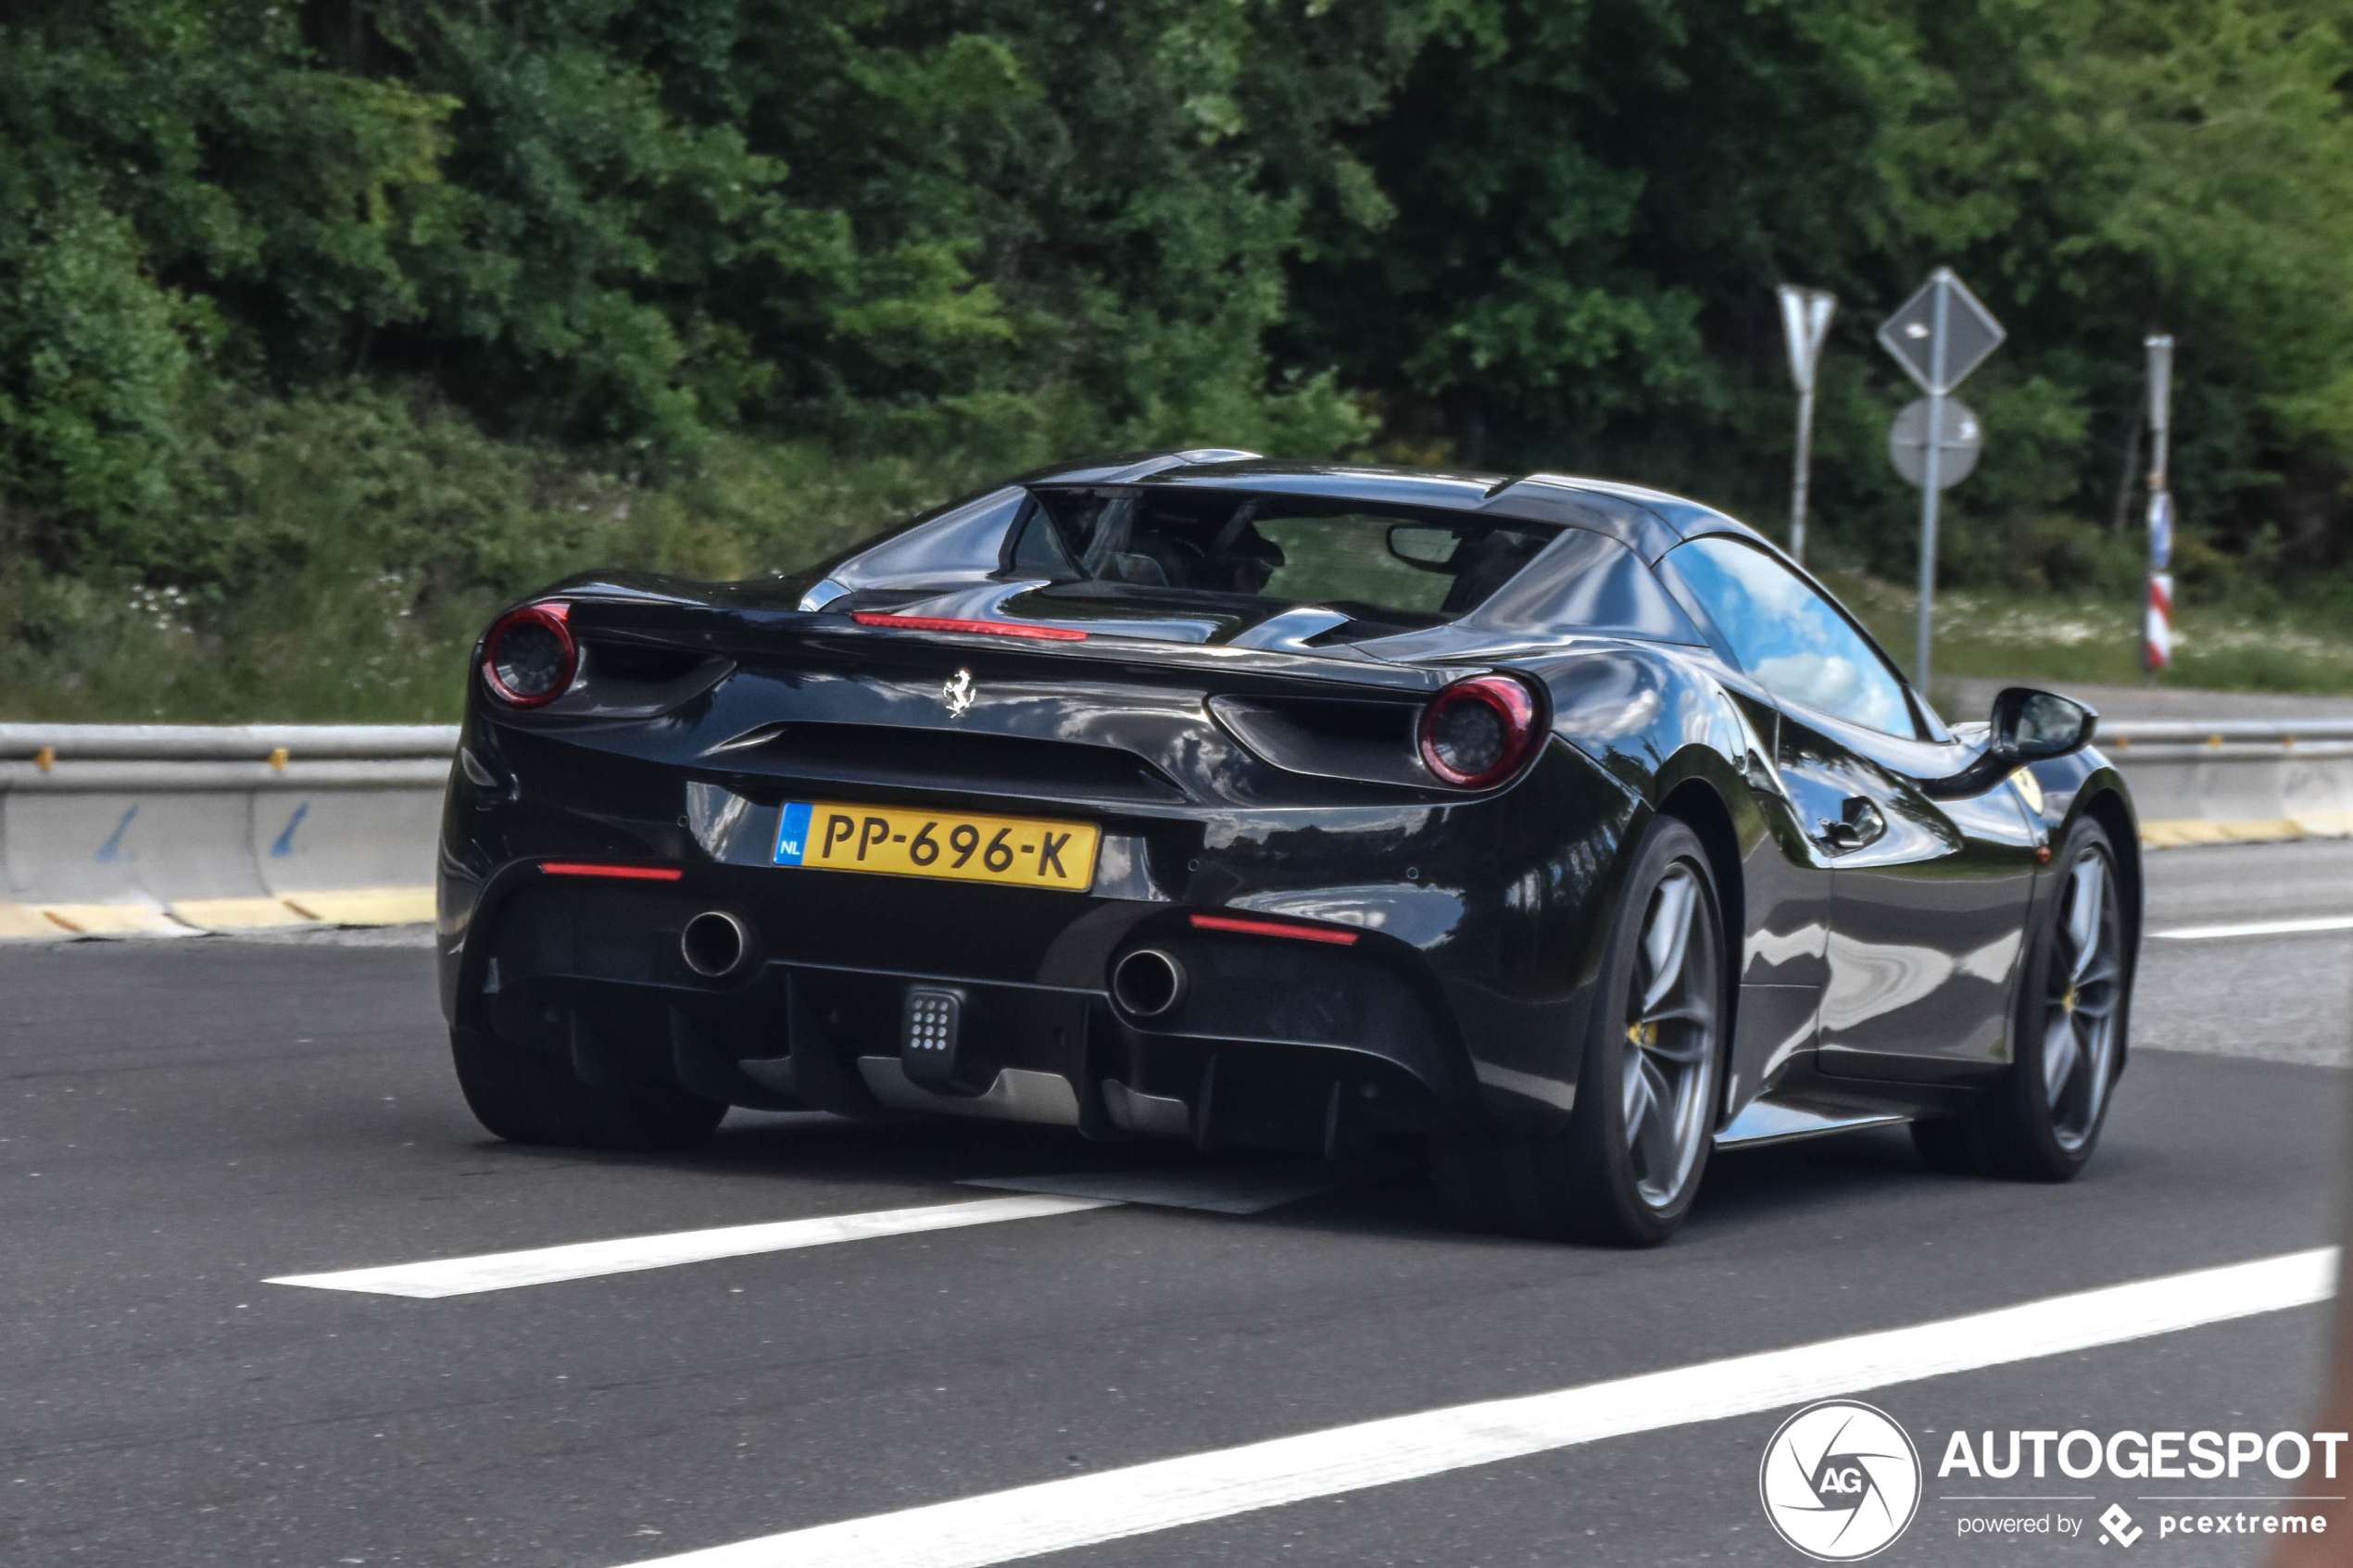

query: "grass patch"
xmin=1823 ymin=571 xmax=2353 ymax=701
xmin=0 ymin=391 xmax=1003 ymax=722
xmin=3 ymin=390 xmax=2347 ymax=727
xmin=12 ymin=565 xmax=2351 ymax=726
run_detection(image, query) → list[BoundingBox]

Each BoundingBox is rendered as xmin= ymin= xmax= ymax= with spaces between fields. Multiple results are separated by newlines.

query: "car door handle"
xmin=1815 ymin=797 xmax=1886 ymax=854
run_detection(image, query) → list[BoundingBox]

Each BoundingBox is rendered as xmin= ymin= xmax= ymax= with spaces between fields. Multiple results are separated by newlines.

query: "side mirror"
xmin=1995 ymin=686 xmax=2097 ymax=761
xmin=1388 ymin=524 xmax=1461 ymax=570
xmin=1920 ymin=686 xmax=2097 ymax=798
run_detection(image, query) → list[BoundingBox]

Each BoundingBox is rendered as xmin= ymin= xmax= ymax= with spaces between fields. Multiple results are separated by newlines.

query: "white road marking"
xmin=958 ymin=1164 xmax=1341 ymax=1215
xmin=265 ymin=1195 xmax=1117 ymax=1298
xmin=2153 ymin=914 xmax=2353 ymax=940
xmin=619 ymin=1247 xmax=2337 ymax=1568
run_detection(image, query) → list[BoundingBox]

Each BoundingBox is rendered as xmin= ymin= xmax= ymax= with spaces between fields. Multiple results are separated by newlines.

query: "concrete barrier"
xmin=0 ymin=726 xmax=454 ymax=936
xmin=2098 ymin=720 xmax=2353 ymax=847
xmin=0 ymin=710 xmax=2335 ymax=938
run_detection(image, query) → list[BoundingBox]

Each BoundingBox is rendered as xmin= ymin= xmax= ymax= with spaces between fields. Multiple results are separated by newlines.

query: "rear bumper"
xmin=437 ymin=710 xmax=1640 ymax=1144
xmin=452 ymin=869 xmax=1472 ymax=1152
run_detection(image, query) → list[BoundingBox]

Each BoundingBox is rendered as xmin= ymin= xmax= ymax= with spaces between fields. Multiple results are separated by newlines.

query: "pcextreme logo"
xmin=1760 ymin=1400 xmax=1924 ymax=1561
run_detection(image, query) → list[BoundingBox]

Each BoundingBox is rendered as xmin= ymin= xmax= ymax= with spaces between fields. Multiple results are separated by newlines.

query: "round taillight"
xmin=1418 ymin=673 xmax=1541 ymax=788
xmin=482 ymin=604 xmax=577 ymax=708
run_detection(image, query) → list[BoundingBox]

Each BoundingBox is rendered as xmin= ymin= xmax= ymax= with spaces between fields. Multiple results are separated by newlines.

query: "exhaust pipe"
xmin=1112 ymin=948 xmax=1188 ymax=1019
xmin=681 ymin=910 xmax=751 ymax=979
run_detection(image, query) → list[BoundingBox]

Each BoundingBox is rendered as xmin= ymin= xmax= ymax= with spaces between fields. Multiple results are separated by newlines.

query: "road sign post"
xmin=1777 ymin=286 xmax=1837 ymax=566
xmin=1878 ymin=269 xmax=2006 ymax=692
xmin=2143 ymin=334 xmax=2175 ymax=679
xmin=1919 ymin=292 xmax=1946 ymax=693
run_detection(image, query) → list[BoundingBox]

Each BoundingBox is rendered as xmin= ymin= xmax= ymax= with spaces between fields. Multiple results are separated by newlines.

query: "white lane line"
xmin=2153 ymin=914 xmax=2353 ymax=940
xmin=620 ymin=1247 xmax=2336 ymax=1568
xmin=265 ymin=1195 xmax=1118 ymax=1298
xmin=958 ymin=1164 xmax=1342 ymax=1215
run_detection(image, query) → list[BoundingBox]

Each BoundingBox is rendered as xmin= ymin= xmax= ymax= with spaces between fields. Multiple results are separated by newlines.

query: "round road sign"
xmin=1887 ymin=398 xmax=1982 ymax=490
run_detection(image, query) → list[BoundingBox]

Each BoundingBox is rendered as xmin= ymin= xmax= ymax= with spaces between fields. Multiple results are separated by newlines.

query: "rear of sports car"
xmin=435 ymin=470 xmax=1645 ymax=1157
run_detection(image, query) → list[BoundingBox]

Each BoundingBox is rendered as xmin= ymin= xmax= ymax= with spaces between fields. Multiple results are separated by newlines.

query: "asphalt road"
xmin=3 ymin=841 xmax=2348 ymax=1567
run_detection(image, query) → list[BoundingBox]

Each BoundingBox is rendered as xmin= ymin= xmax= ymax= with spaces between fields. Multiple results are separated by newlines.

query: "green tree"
xmin=1288 ymin=0 xmax=2353 ymax=579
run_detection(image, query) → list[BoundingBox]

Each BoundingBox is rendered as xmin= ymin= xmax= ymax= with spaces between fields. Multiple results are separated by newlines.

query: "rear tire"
xmin=451 ymin=1025 xmax=726 ymax=1153
xmin=1911 ymin=816 xmax=2127 ymax=1181
xmin=1434 ymin=817 xmax=1728 ymax=1246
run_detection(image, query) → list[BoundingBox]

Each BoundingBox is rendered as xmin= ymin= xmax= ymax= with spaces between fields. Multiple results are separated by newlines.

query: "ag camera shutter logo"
xmin=1759 ymin=1400 xmax=1922 ymax=1560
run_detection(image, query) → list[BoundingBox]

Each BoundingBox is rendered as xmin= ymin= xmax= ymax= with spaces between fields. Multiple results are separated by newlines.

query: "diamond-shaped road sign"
xmin=1877 ymin=268 xmax=2005 ymax=395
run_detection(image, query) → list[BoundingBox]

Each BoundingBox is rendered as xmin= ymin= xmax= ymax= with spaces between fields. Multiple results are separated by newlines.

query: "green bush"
xmin=0 ymin=384 xmax=1000 ymax=720
xmin=2 ymin=0 xmax=2350 ymax=717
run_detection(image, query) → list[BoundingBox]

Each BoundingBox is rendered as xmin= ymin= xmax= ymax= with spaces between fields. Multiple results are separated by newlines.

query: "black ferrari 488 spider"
xmin=438 ymin=451 xmax=2139 ymax=1244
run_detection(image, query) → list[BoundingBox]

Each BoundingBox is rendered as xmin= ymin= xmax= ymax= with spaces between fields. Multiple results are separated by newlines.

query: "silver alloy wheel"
xmin=2044 ymin=846 xmax=2122 ymax=1151
xmin=1622 ymin=861 xmax=1719 ymax=1207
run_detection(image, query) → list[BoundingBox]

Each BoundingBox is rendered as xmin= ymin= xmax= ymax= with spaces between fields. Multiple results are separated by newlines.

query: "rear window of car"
xmin=1013 ymin=488 xmax=1560 ymax=633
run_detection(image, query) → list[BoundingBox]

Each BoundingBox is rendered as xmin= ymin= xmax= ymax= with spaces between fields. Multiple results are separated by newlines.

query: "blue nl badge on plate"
xmin=773 ymin=801 xmax=814 ymax=866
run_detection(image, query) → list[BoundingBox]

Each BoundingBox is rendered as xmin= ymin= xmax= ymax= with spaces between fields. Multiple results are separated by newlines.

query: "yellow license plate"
xmin=771 ymin=800 xmax=1099 ymax=892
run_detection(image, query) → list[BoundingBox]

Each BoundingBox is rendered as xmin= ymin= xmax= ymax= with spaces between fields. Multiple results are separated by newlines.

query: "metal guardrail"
xmin=2096 ymin=719 xmax=2353 ymax=764
xmin=0 ymin=723 xmax=459 ymax=758
xmin=0 ymin=718 xmax=2344 ymax=784
xmin=6 ymin=719 xmax=2338 ymax=752
xmin=2097 ymin=720 xmax=2353 ymax=743
xmin=2 ymin=719 xmax=2342 ymax=752
xmin=0 ymin=725 xmax=459 ymax=794
xmin=0 ymin=716 xmax=2340 ymax=762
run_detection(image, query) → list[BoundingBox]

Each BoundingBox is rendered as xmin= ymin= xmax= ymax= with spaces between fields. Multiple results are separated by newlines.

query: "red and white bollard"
xmin=2145 ymin=569 xmax=2172 ymax=671
xmin=2141 ymin=335 xmax=2175 ymax=680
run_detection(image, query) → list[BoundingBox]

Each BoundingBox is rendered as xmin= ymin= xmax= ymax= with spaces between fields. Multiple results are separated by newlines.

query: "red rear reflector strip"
xmin=540 ymin=862 xmax=686 ymax=882
xmin=851 ymin=612 xmax=1087 ymax=642
xmin=1189 ymin=913 xmax=1361 ymax=946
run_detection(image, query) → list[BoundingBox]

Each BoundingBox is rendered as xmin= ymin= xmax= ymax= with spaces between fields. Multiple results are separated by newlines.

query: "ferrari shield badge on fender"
xmin=942 ymin=669 xmax=975 ymax=718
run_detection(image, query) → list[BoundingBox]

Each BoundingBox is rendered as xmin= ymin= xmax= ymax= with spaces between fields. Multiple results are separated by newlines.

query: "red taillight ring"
xmin=1417 ymin=673 xmax=1541 ymax=789
xmin=482 ymin=603 xmax=578 ymax=708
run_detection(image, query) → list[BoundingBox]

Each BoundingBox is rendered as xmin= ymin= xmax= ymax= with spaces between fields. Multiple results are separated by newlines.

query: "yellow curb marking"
xmin=169 ymin=897 xmax=315 ymax=930
xmin=39 ymin=904 xmax=195 ymax=936
xmin=0 ymin=886 xmax=434 ymax=937
xmin=2141 ymin=817 xmax=2353 ymax=849
xmin=279 ymin=887 xmax=436 ymax=926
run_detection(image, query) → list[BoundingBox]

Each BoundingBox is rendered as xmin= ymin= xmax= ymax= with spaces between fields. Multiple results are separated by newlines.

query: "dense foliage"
xmin=1282 ymin=0 xmax=2353 ymax=597
xmin=1 ymin=0 xmax=2348 ymax=714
